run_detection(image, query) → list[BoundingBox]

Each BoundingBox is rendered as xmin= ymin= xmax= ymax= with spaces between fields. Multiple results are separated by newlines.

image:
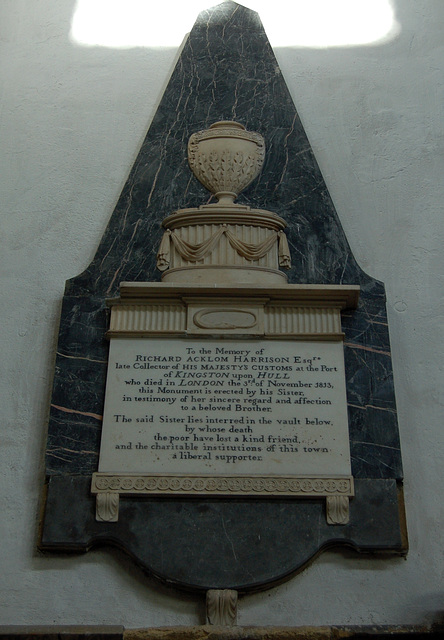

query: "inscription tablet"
xmin=98 ymin=338 xmax=351 ymax=478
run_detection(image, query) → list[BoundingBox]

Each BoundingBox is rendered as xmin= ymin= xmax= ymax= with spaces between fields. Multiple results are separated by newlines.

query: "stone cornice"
xmin=113 ymin=283 xmax=360 ymax=310
xmin=162 ymin=206 xmax=287 ymax=230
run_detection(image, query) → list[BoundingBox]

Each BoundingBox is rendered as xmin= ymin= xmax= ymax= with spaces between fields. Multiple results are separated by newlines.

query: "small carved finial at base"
xmin=206 ymin=589 xmax=238 ymax=626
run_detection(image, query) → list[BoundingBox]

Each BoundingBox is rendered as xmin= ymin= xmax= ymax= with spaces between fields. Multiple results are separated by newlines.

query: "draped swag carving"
xmin=157 ymin=225 xmax=291 ymax=271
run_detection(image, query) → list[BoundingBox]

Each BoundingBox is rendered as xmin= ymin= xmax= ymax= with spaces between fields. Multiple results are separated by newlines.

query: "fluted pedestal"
xmin=157 ymin=205 xmax=290 ymax=284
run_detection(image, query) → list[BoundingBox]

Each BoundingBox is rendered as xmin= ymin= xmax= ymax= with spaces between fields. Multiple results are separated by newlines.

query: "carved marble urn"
xmin=157 ymin=120 xmax=290 ymax=284
xmin=188 ymin=121 xmax=265 ymax=205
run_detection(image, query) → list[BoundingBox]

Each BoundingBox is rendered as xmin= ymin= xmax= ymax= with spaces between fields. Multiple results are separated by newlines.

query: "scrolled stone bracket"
xmin=326 ymin=494 xmax=351 ymax=525
xmin=95 ymin=491 xmax=119 ymax=522
xmin=91 ymin=474 xmax=353 ymax=523
xmin=206 ymin=589 xmax=238 ymax=626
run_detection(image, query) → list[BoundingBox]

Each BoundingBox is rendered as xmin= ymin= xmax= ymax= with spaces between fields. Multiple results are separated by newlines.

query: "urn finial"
xmin=188 ymin=121 xmax=265 ymax=205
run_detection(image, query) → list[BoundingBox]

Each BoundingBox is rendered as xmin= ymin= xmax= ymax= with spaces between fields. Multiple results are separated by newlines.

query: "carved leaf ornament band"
xmin=92 ymin=474 xmax=353 ymax=496
xmin=192 ymin=149 xmax=260 ymax=198
xmin=157 ymin=226 xmax=291 ymax=270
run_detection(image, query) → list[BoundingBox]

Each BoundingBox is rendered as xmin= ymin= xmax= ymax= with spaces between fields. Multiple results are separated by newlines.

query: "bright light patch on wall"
xmin=70 ymin=0 xmax=398 ymax=49
xmin=70 ymin=0 xmax=209 ymax=49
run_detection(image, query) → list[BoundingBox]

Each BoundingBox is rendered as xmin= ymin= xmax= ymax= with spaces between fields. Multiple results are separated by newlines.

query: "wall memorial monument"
xmin=40 ymin=1 xmax=407 ymax=623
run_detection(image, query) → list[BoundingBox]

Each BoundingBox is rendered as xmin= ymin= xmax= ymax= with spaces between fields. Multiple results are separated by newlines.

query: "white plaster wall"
xmin=1 ymin=0 xmax=443 ymax=628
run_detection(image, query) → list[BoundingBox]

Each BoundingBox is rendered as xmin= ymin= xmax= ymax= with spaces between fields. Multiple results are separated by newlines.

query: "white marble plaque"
xmin=98 ymin=338 xmax=351 ymax=477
